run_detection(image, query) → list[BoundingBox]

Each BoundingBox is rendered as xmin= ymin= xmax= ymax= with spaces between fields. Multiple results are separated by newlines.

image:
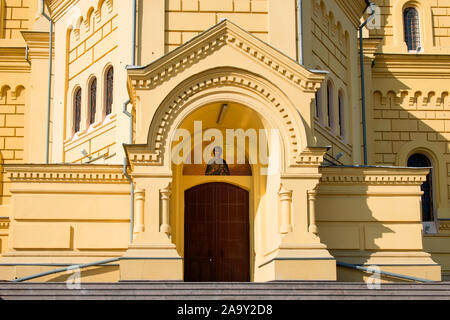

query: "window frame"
xmin=88 ymin=77 xmax=97 ymax=126
xmin=407 ymin=152 xmax=437 ymax=231
xmin=326 ymin=80 xmax=334 ymax=130
xmin=403 ymin=7 xmax=421 ymax=52
xmin=73 ymin=87 xmax=82 ymax=135
xmin=338 ymin=90 xmax=345 ymax=140
xmin=105 ymin=66 xmax=114 ymax=117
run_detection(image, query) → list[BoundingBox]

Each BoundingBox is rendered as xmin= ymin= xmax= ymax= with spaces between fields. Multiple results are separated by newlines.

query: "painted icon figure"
xmin=205 ymin=146 xmax=230 ymax=176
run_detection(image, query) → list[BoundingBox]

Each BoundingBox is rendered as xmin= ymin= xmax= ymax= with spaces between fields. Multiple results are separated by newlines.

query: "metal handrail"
xmin=12 ymin=259 xmax=437 ymax=283
xmin=12 ymin=258 xmax=120 ymax=283
xmin=337 ymin=261 xmax=436 ymax=283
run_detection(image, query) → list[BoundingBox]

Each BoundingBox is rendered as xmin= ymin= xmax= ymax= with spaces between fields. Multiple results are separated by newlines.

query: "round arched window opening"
xmin=407 ymin=153 xmax=434 ymax=222
xmin=404 ymin=7 xmax=421 ymax=51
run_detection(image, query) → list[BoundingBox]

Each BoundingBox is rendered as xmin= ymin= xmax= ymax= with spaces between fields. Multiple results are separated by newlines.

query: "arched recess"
xmin=392 ymin=0 xmax=434 ymax=52
xmin=396 ymin=141 xmax=447 ymax=217
xmin=146 ymin=67 xmax=311 ymax=172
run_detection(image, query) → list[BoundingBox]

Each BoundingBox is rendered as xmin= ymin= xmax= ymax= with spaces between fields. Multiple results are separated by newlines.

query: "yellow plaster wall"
xmin=366 ymin=0 xmax=450 ymax=281
xmin=63 ymin=0 xmax=118 ymax=164
xmin=424 ymin=231 xmax=450 ymax=280
xmin=316 ymin=166 xmax=442 ymax=281
xmin=165 ymin=0 xmax=268 ymax=53
xmin=0 ymin=165 xmax=131 ymax=281
xmin=309 ymin=0 xmax=354 ymax=165
xmin=0 ymin=217 xmax=9 ymax=256
xmin=1 ymin=0 xmax=30 ymax=39
xmin=0 ymin=86 xmax=25 ymax=208
xmin=370 ymin=0 xmax=450 ymax=54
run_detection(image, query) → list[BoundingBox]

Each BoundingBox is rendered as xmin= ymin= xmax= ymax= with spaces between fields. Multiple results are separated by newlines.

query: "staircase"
xmin=1 ymin=281 xmax=450 ymax=300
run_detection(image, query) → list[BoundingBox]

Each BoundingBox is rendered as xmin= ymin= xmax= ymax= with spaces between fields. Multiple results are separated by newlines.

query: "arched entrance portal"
xmin=184 ymin=183 xmax=250 ymax=282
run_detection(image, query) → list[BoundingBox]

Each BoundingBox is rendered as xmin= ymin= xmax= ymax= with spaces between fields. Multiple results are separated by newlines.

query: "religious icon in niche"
xmin=205 ymin=146 xmax=230 ymax=176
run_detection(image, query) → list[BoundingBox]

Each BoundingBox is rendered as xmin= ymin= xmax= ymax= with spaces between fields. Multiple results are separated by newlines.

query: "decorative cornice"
xmin=48 ymin=0 xmax=79 ymax=22
xmin=0 ymin=218 xmax=9 ymax=229
xmin=21 ymin=31 xmax=53 ymax=60
xmin=124 ymin=144 xmax=161 ymax=167
xmin=440 ymin=222 xmax=450 ymax=231
xmin=320 ymin=167 xmax=429 ymax=185
xmin=373 ymin=54 xmax=450 ymax=79
xmin=0 ymin=46 xmax=30 ymax=73
xmin=336 ymin=0 xmax=369 ymax=28
xmin=127 ymin=20 xmax=325 ymax=96
xmin=360 ymin=38 xmax=383 ymax=63
xmin=5 ymin=165 xmax=128 ymax=184
xmin=294 ymin=147 xmax=328 ymax=167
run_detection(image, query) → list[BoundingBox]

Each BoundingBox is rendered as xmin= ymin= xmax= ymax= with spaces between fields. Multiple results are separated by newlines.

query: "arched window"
xmin=404 ymin=7 xmax=421 ymax=51
xmin=408 ymin=153 xmax=434 ymax=222
xmin=89 ymin=78 xmax=97 ymax=125
xmin=315 ymin=87 xmax=322 ymax=120
xmin=105 ymin=67 xmax=114 ymax=116
xmin=338 ymin=91 xmax=345 ymax=139
xmin=73 ymin=88 xmax=82 ymax=134
xmin=327 ymin=81 xmax=334 ymax=129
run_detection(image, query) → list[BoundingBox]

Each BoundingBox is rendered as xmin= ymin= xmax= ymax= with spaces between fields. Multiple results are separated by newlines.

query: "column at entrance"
xmin=256 ymin=147 xmax=337 ymax=281
xmin=120 ymin=150 xmax=182 ymax=281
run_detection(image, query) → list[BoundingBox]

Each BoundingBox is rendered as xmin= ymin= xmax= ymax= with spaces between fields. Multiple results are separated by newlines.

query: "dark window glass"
xmin=404 ymin=7 xmax=421 ymax=51
xmin=408 ymin=153 xmax=434 ymax=222
xmin=338 ymin=93 xmax=344 ymax=137
xmin=74 ymin=88 xmax=81 ymax=133
xmin=106 ymin=67 xmax=114 ymax=115
xmin=315 ymin=91 xmax=320 ymax=118
xmin=89 ymin=78 xmax=97 ymax=125
xmin=327 ymin=83 xmax=333 ymax=128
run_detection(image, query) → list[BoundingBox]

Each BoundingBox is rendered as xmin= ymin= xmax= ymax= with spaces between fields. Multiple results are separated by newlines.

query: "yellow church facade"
xmin=0 ymin=0 xmax=449 ymax=283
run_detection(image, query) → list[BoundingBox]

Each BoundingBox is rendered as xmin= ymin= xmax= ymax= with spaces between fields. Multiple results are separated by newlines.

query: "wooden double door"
xmin=184 ymin=183 xmax=250 ymax=282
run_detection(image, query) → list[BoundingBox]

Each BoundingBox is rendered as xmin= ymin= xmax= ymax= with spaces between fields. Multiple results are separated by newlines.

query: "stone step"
xmin=2 ymin=282 xmax=450 ymax=291
xmin=1 ymin=282 xmax=450 ymax=300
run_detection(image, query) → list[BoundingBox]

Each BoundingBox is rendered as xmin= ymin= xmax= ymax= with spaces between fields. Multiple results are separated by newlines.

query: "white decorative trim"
xmin=5 ymin=165 xmax=128 ymax=184
xmin=128 ymin=20 xmax=325 ymax=94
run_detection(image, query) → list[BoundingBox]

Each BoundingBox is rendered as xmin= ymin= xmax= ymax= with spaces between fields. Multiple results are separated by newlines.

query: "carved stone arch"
xmin=146 ymin=67 xmax=310 ymax=170
xmin=85 ymin=7 xmax=95 ymax=32
xmin=0 ymin=85 xmax=11 ymax=103
xmin=97 ymin=0 xmax=113 ymax=18
xmin=12 ymin=85 xmax=25 ymax=103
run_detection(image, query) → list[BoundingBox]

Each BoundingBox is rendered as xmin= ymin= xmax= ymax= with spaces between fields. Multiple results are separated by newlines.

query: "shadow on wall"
xmin=315 ymin=67 xmax=448 ymax=282
xmin=369 ymin=67 xmax=450 ymax=280
xmin=21 ymin=266 xmax=120 ymax=283
xmin=314 ymin=180 xmax=402 ymax=282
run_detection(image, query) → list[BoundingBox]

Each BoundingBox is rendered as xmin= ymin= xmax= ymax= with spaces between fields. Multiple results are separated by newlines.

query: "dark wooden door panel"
xmin=185 ymin=183 xmax=250 ymax=282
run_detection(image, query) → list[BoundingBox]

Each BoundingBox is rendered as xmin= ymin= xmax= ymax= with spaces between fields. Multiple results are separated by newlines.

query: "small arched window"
xmin=407 ymin=153 xmax=434 ymax=222
xmin=105 ymin=67 xmax=114 ymax=116
xmin=315 ymin=87 xmax=322 ymax=121
xmin=404 ymin=7 xmax=421 ymax=51
xmin=89 ymin=78 xmax=97 ymax=125
xmin=338 ymin=91 xmax=345 ymax=139
xmin=73 ymin=88 xmax=82 ymax=134
xmin=326 ymin=81 xmax=334 ymax=129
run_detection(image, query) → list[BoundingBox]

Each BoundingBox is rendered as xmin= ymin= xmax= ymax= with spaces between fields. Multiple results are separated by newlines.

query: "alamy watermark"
xmin=366 ymin=265 xmax=381 ymax=290
xmin=366 ymin=3 xmax=382 ymax=30
xmin=171 ymin=121 xmax=281 ymax=176
xmin=66 ymin=266 xmax=82 ymax=290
